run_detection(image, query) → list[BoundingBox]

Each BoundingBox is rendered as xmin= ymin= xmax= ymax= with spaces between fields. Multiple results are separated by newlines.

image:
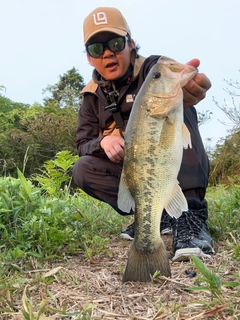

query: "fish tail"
xmin=122 ymin=240 xmax=171 ymax=282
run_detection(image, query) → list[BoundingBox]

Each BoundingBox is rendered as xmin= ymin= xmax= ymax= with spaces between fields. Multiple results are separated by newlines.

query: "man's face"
xmin=86 ymin=32 xmax=135 ymax=81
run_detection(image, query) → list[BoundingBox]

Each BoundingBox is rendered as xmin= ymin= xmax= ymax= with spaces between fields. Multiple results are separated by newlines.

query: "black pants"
xmin=73 ymin=107 xmax=210 ymax=216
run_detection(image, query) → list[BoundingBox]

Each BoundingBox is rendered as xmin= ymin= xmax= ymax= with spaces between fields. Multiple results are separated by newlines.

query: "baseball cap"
xmin=83 ymin=7 xmax=131 ymax=45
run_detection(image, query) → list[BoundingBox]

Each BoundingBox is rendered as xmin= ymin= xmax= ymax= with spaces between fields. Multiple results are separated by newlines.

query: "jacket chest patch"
xmin=126 ymin=94 xmax=136 ymax=103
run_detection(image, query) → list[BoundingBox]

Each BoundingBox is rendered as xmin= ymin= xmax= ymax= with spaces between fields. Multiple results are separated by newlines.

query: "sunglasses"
xmin=86 ymin=36 xmax=127 ymax=58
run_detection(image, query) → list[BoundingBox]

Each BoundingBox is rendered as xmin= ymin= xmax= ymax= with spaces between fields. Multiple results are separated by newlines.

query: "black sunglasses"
xmin=86 ymin=36 xmax=127 ymax=58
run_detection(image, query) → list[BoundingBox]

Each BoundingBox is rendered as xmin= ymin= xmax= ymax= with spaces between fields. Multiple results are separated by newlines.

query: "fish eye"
xmin=152 ymin=71 xmax=161 ymax=79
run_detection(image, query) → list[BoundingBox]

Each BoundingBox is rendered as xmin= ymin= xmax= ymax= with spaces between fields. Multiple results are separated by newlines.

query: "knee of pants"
xmin=72 ymin=155 xmax=113 ymax=189
xmin=72 ymin=156 xmax=89 ymax=188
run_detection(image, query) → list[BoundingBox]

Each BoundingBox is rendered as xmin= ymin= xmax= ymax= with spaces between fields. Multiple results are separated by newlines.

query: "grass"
xmin=0 ymin=151 xmax=239 ymax=319
xmin=0 ymin=152 xmax=125 ymax=266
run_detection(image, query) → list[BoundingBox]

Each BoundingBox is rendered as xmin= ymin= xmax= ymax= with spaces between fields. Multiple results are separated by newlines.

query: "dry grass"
xmin=1 ymin=235 xmax=239 ymax=320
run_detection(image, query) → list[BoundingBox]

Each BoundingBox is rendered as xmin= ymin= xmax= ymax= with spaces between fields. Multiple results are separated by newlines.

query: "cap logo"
xmin=93 ymin=12 xmax=108 ymax=25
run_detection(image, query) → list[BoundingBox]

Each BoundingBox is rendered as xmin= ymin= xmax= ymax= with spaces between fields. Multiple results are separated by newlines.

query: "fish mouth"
xmin=150 ymin=87 xmax=182 ymax=118
xmin=180 ymin=67 xmax=198 ymax=87
xmin=153 ymin=87 xmax=181 ymax=100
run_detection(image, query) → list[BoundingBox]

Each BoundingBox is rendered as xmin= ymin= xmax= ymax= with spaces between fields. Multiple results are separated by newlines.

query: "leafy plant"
xmin=187 ymin=254 xmax=224 ymax=303
xmin=33 ymin=150 xmax=78 ymax=196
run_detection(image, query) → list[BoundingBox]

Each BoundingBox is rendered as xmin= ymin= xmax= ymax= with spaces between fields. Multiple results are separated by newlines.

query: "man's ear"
xmin=131 ymin=39 xmax=136 ymax=49
xmin=86 ymin=52 xmax=94 ymax=66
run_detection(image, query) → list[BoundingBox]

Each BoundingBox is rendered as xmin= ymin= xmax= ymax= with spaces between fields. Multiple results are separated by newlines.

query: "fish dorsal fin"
xmin=165 ymin=182 xmax=188 ymax=218
xmin=117 ymin=173 xmax=135 ymax=213
xmin=182 ymin=123 xmax=192 ymax=149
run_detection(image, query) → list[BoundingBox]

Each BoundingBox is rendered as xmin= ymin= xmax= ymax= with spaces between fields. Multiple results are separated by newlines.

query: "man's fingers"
xmin=185 ymin=58 xmax=200 ymax=69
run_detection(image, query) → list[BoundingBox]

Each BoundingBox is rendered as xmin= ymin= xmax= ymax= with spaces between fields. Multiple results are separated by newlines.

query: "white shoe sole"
xmin=120 ymin=233 xmax=134 ymax=241
xmin=161 ymin=227 xmax=172 ymax=235
xmin=172 ymin=247 xmax=213 ymax=262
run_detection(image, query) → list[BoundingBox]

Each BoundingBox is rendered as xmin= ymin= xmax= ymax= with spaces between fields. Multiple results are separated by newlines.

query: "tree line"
xmin=0 ymin=68 xmax=84 ymax=177
xmin=1 ymin=68 xmax=239 ymax=185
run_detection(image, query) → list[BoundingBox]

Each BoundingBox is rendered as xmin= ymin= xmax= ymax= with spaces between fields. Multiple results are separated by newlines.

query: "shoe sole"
xmin=172 ymin=247 xmax=213 ymax=262
xmin=120 ymin=233 xmax=134 ymax=241
xmin=161 ymin=227 xmax=172 ymax=235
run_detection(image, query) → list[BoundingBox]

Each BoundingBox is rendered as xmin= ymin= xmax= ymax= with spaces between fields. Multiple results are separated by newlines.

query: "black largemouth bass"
xmin=117 ymin=56 xmax=198 ymax=282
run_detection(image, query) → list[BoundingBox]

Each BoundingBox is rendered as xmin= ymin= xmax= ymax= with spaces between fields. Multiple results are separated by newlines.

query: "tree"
xmin=209 ymin=131 xmax=240 ymax=185
xmin=209 ymin=73 xmax=240 ymax=185
xmin=0 ymin=87 xmax=28 ymax=113
xmin=43 ymin=67 xmax=85 ymax=109
xmin=197 ymin=110 xmax=213 ymax=126
xmin=0 ymin=69 xmax=86 ymax=177
xmin=213 ymin=72 xmax=240 ymax=130
xmin=0 ymin=101 xmax=78 ymax=177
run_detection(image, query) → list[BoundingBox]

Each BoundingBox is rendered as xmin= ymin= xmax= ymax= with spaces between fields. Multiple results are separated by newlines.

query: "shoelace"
xmin=161 ymin=210 xmax=173 ymax=227
xmin=173 ymin=210 xmax=204 ymax=242
xmin=125 ymin=222 xmax=134 ymax=232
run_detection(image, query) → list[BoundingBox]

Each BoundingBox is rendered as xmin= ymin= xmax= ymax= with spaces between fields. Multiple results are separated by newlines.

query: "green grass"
xmin=207 ymin=183 xmax=240 ymax=256
xmin=0 ymin=151 xmax=125 ymax=271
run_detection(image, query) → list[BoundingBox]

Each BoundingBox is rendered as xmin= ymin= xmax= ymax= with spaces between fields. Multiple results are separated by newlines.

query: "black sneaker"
xmin=172 ymin=199 xmax=215 ymax=262
xmin=120 ymin=222 xmax=134 ymax=240
xmin=120 ymin=211 xmax=172 ymax=240
xmin=161 ymin=210 xmax=173 ymax=235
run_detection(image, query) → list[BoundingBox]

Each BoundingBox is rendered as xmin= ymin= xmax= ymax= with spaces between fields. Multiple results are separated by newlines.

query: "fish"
xmin=117 ymin=56 xmax=198 ymax=282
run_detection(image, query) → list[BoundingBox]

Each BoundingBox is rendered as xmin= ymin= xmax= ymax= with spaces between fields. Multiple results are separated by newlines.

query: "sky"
xmin=1 ymin=0 xmax=239 ymax=147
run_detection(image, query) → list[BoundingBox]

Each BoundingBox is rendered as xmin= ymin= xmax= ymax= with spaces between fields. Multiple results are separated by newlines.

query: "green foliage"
xmin=0 ymin=151 xmax=124 ymax=270
xmin=209 ymin=130 xmax=240 ymax=185
xmin=33 ymin=150 xmax=78 ymax=196
xmin=0 ymin=68 xmax=86 ymax=177
xmin=0 ymin=95 xmax=28 ymax=114
xmin=0 ymin=102 xmax=78 ymax=177
xmin=207 ymin=182 xmax=240 ymax=242
xmin=210 ymin=74 xmax=240 ymax=185
xmin=188 ymin=254 xmax=240 ymax=310
xmin=188 ymin=254 xmax=224 ymax=302
xmin=43 ymin=67 xmax=85 ymax=109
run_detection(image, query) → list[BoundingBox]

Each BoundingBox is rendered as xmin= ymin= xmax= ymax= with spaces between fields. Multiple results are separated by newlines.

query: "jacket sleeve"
xmin=76 ymin=94 xmax=106 ymax=158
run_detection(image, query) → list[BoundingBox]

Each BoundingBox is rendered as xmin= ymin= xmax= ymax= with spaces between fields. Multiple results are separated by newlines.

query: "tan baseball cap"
xmin=83 ymin=7 xmax=131 ymax=45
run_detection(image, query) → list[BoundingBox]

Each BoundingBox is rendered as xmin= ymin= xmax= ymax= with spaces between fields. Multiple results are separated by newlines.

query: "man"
xmin=73 ymin=7 xmax=214 ymax=261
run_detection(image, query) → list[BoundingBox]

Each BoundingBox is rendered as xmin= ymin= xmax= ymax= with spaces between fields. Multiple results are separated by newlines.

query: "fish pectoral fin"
xmin=165 ymin=182 xmax=188 ymax=218
xmin=117 ymin=174 xmax=135 ymax=213
xmin=182 ymin=123 xmax=192 ymax=149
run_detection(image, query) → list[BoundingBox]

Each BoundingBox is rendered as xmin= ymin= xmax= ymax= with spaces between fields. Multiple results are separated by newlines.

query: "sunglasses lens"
xmin=108 ymin=37 xmax=125 ymax=52
xmin=87 ymin=43 xmax=103 ymax=58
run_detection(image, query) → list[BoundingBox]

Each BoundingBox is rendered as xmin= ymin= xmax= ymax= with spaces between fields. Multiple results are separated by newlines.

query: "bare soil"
xmin=1 ymin=235 xmax=239 ymax=319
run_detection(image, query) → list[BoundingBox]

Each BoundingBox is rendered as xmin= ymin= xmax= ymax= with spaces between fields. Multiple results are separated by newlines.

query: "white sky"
xmin=1 ymin=0 xmax=239 ymax=147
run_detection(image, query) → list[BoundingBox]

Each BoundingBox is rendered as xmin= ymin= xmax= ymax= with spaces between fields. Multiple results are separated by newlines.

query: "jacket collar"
xmin=81 ymin=55 xmax=146 ymax=94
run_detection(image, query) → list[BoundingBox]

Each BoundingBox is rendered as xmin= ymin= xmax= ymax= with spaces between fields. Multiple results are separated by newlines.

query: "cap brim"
xmin=85 ymin=27 xmax=127 ymax=45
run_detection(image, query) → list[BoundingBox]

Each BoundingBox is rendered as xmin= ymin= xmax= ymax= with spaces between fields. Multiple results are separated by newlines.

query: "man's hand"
xmin=100 ymin=135 xmax=125 ymax=163
xmin=183 ymin=59 xmax=212 ymax=108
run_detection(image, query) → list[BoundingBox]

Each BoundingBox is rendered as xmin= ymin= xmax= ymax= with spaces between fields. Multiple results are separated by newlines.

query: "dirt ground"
xmin=1 ymin=235 xmax=239 ymax=320
xmin=36 ymin=235 xmax=240 ymax=319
